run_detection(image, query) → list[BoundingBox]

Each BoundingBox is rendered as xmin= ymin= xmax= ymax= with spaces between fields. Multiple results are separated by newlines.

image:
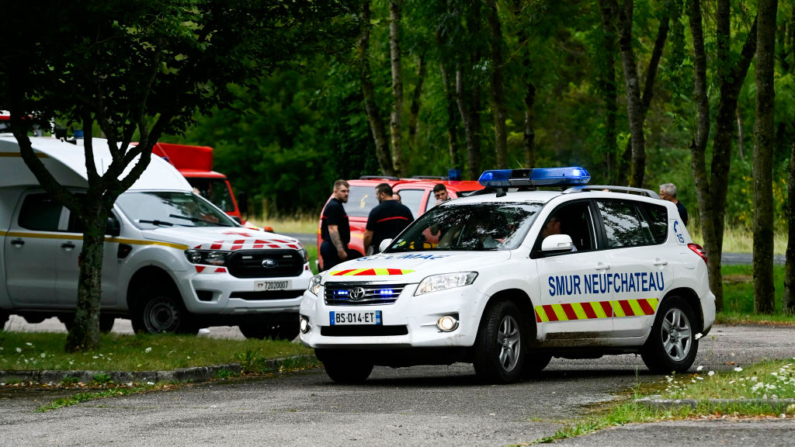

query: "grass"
xmin=720 ymin=265 xmax=789 ymax=315
xmin=36 ymin=384 xmax=157 ymax=412
xmin=0 ymin=332 xmax=312 ymax=372
xmin=250 ymin=216 xmax=318 ymax=235
xmin=689 ymin=225 xmax=788 ymax=255
xmin=662 ymin=360 xmax=795 ymax=400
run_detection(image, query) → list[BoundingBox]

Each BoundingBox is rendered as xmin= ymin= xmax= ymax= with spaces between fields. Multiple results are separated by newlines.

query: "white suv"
xmin=300 ymin=168 xmax=715 ymax=383
xmin=0 ymin=136 xmax=312 ymax=338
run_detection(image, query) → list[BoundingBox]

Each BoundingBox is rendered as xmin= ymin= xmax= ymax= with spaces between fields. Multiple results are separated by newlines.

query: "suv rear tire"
xmin=473 ymin=300 xmax=527 ymax=384
xmin=641 ymin=296 xmax=699 ymax=374
xmin=132 ymin=292 xmax=198 ymax=335
xmin=239 ymin=322 xmax=299 ymax=341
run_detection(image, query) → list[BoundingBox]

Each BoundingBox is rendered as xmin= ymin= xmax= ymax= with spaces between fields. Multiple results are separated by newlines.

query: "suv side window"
xmin=596 ymin=199 xmax=653 ymax=248
xmin=640 ymin=202 xmax=668 ymax=244
xmin=534 ymin=201 xmax=597 ymax=255
xmin=397 ymin=189 xmax=424 ymax=217
xmin=18 ymin=194 xmax=63 ymax=232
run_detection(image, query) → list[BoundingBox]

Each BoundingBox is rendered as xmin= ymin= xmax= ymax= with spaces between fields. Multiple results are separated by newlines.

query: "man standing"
xmin=364 ymin=183 xmax=414 ymax=254
xmin=659 ymin=183 xmax=688 ymax=226
xmin=320 ymin=180 xmax=352 ymax=271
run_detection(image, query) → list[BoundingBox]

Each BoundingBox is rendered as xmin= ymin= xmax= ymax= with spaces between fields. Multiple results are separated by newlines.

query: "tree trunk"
xmin=485 ymin=0 xmax=508 ymax=169
xmin=785 ymin=6 xmax=795 ymax=316
xmin=358 ymin=1 xmax=395 ymax=177
xmin=456 ymin=66 xmax=481 ymax=180
xmin=614 ymin=0 xmax=646 ymax=188
xmin=597 ymin=0 xmax=618 ymax=183
xmin=753 ymin=0 xmax=778 ymax=314
xmin=513 ymin=0 xmax=536 ymax=169
xmin=408 ymin=51 xmax=426 ymax=149
xmin=389 ymin=0 xmax=405 ymax=177
xmin=736 ymin=107 xmax=745 ymax=161
xmin=439 ymin=59 xmax=459 ymax=167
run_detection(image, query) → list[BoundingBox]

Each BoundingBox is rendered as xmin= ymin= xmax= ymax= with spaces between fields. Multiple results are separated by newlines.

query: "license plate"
xmin=330 ymin=310 xmax=382 ymax=326
xmin=254 ymin=280 xmax=290 ymax=291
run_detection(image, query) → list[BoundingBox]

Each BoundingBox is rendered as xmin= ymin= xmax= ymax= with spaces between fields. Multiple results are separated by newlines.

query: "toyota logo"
xmin=262 ymin=259 xmax=278 ymax=268
xmin=350 ymin=287 xmax=366 ymax=301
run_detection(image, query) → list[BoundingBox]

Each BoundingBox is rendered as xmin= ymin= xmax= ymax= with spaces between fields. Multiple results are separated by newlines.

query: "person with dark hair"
xmin=433 ymin=183 xmax=450 ymax=207
xmin=364 ymin=183 xmax=414 ymax=254
xmin=659 ymin=183 xmax=688 ymax=226
xmin=320 ymin=179 xmax=354 ymax=270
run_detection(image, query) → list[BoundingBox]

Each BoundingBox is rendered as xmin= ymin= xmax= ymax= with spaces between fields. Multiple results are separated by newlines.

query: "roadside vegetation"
xmin=529 ymin=359 xmax=795 ymax=445
xmin=0 ymin=332 xmax=312 ymax=372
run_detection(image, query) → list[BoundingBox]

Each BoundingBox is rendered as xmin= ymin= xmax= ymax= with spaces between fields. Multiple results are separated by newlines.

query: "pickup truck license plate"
xmin=254 ymin=280 xmax=290 ymax=291
xmin=330 ymin=310 xmax=382 ymax=326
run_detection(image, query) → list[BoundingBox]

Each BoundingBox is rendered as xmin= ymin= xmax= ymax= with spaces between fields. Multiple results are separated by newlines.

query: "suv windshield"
xmin=385 ymin=202 xmax=542 ymax=252
xmin=116 ymin=191 xmax=238 ymax=230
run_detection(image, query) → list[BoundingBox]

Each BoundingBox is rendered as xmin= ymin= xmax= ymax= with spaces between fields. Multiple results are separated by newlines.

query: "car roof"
xmin=449 ymin=188 xmax=664 ymax=206
xmin=396 ymin=179 xmax=484 ymax=192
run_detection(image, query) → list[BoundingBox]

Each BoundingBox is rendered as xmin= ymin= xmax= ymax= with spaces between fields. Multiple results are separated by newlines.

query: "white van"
xmin=0 ymin=136 xmax=312 ymax=338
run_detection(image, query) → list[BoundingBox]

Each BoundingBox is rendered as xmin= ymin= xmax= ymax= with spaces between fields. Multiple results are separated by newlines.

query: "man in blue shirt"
xmin=660 ymin=183 xmax=688 ymax=226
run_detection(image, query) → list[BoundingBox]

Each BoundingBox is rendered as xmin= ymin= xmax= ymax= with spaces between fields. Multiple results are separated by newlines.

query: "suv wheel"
xmin=239 ymin=322 xmax=300 ymax=341
xmin=316 ymin=350 xmax=373 ymax=384
xmin=641 ymin=296 xmax=699 ymax=374
xmin=133 ymin=293 xmax=197 ymax=335
xmin=473 ymin=300 xmax=527 ymax=384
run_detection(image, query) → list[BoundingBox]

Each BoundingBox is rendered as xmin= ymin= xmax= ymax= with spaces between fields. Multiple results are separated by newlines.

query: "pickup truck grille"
xmin=227 ymin=249 xmax=304 ymax=278
xmin=324 ymin=283 xmax=407 ymax=306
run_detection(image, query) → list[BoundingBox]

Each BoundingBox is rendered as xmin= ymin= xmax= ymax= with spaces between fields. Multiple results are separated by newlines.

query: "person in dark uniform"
xmin=320 ymin=180 xmax=355 ymax=271
xmin=364 ymin=183 xmax=414 ymax=254
xmin=659 ymin=183 xmax=688 ymax=226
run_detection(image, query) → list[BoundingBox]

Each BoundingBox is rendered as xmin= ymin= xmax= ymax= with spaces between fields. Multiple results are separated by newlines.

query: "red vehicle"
xmin=317 ymin=176 xmax=484 ymax=270
xmin=151 ymin=143 xmax=271 ymax=231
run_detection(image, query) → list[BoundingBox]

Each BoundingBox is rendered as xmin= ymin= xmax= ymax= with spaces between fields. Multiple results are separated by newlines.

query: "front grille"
xmin=320 ymin=325 xmax=408 ymax=337
xmin=230 ymin=290 xmax=305 ymax=300
xmin=227 ymin=249 xmax=303 ymax=279
xmin=324 ymin=282 xmax=408 ymax=306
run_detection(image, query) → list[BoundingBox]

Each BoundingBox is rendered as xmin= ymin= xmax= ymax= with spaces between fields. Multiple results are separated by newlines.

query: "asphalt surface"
xmin=2 ymin=324 xmax=795 ymax=446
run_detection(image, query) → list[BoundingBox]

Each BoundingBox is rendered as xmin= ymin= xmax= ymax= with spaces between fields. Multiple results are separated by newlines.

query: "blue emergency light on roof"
xmin=478 ymin=167 xmax=591 ymax=188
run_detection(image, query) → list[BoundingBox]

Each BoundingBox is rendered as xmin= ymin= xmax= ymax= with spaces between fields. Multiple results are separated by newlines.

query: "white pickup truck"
xmin=0 ymin=135 xmax=312 ymax=338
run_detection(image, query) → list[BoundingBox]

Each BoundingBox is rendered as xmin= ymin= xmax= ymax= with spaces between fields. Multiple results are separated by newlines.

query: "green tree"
xmin=0 ymin=0 xmax=356 ymax=351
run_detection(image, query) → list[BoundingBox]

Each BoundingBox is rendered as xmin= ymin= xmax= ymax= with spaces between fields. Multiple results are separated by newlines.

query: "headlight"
xmin=184 ymin=250 xmax=232 ymax=266
xmin=308 ymin=274 xmax=323 ymax=296
xmin=415 ymin=272 xmax=478 ymax=296
xmin=299 ymin=247 xmax=309 ymax=264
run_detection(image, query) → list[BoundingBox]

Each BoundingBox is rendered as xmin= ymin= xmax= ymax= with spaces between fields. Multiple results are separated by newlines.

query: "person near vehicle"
xmin=364 ymin=183 xmax=414 ymax=254
xmin=541 ymin=215 xmax=577 ymax=252
xmin=433 ymin=183 xmax=450 ymax=207
xmin=659 ymin=183 xmax=688 ymax=225
xmin=320 ymin=180 xmax=353 ymax=271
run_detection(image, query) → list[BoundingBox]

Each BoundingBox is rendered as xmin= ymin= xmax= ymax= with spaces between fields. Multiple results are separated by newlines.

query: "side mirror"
xmin=237 ymin=191 xmax=249 ymax=216
xmin=541 ymin=234 xmax=573 ymax=253
xmin=378 ymin=238 xmax=393 ymax=253
xmin=105 ymin=217 xmax=121 ymax=237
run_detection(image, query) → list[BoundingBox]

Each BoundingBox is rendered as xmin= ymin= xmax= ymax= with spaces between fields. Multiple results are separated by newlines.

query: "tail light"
xmin=687 ymin=243 xmax=708 ymax=265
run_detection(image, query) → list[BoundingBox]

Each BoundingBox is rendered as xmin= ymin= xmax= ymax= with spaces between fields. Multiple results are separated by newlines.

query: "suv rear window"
xmin=641 ymin=203 xmax=668 ymax=244
xmin=596 ymin=199 xmax=653 ymax=248
xmin=18 ymin=194 xmax=62 ymax=231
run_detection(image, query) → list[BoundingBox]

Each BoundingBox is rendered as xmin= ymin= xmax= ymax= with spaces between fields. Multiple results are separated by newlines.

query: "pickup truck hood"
xmin=323 ymin=250 xmax=511 ymax=284
xmin=141 ymin=227 xmax=303 ymax=251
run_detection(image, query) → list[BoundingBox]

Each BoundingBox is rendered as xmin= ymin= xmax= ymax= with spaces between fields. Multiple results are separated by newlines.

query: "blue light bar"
xmin=478 ymin=167 xmax=590 ymax=188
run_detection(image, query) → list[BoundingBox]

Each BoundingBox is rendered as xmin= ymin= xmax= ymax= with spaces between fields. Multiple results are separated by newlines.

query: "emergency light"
xmin=478 ymin=167 xmax=591 ymax=188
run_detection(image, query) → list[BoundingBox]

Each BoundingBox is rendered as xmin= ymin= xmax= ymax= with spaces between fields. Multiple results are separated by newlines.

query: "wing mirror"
xmin=541 ymin=234 xmax=574 ymax=252
xmin=378 ymin=238 xmax=393 ymax=253
xmin=105 ymin=217 xmax=121 ymax=237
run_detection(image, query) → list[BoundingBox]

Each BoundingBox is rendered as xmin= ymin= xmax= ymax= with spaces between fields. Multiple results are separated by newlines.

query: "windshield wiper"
xmin=169 ymin=214 xmax=232 ymax=227
xmin=138 ymin=219 xmax=174 ymax=227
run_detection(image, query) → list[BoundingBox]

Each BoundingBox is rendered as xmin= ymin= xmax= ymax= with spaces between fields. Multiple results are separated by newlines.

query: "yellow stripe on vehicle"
xmin=571 ymin=302 xmax=588 ymax=320
xmin=647 ymin=298 xmax=659 ymax=312
xmin=628 ymin=299 xmax=644 ymax=316
xmin=611 ymin=301 xmax=626 ymax=317
xmin=4 ymin=231 xmax=188 ymax=250
xmin=592 ymin=302 xmax=609 ymax=319
xmin=550 ymin=304 xmax=568 ymax=321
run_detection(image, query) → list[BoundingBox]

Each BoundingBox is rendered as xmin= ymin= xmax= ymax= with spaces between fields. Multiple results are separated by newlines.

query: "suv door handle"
xmin=595 ymin=262 xmax=611 ymax=271
xmin=61 ymin=242 xmax=75 ymax=251
xmin=653 ymin=258 xmax=669 ymax=266
xmin=11 ymin=239 xmax=24 ymax=247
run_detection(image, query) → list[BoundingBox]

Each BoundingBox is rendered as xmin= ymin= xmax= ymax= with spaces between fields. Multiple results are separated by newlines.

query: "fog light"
xmin=300 ymin=315 xmax=311 ymax=334
xmin=436 ymin=316 xmax=459 ymax=332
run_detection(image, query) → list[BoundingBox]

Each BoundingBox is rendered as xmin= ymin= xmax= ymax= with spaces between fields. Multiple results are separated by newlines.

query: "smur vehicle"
xmin=300 ymin=168 xmax=714 ymax=383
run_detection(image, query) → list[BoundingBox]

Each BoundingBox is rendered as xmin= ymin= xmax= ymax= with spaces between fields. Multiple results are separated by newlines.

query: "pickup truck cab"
xmin=0 ymin=136 xmax=311 ymax=338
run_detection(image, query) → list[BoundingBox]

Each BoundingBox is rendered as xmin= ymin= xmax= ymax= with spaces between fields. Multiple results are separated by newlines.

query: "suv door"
xmin=594 ymin=199 xmax=673 ymax=339
xmin=4 ymin=192 xmax=63 ymax=306
xmin=56 ymin=206 xmax=121 ymax=308
xmin=532 ymin=200 xmax=613 ymax=341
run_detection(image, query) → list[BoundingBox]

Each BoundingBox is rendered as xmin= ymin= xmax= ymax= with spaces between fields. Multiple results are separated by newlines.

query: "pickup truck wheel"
xmin=239 ymin=322 xmax=300 ymax=341
xmin=641 ymin=296 xmax=699 ymax=374
xmin=133 ymin=293 xmax=197 ymax=335
xmin=473 ymin=300 xmax=527 ymax=384
xmin=316 ymin=350 xmax=373 ymax=384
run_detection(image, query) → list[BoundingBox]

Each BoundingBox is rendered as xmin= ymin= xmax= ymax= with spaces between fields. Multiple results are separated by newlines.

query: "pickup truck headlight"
xmin=299 ymin=247 xmax=309 ymax=264
xmin=415 ymin=272 xmax=478 ymax=296
xmin=308 ymin=274 xmax=323 ymax=296
xmin=184 ymin=250 xmax=232 ymax=266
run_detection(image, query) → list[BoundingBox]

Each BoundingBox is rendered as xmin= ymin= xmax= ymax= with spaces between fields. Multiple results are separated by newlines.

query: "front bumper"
xmin=177 ymin=265 xmax=314 ymax=315
xmin=299 ymin=283 xmax=487 ymax=349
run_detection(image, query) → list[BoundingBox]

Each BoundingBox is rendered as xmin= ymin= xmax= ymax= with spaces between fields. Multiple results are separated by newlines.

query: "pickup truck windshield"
xmin=385 ymin=202 xmax=542 ymax=252
xmin=117 ymin=192 xmax=238 ymax=230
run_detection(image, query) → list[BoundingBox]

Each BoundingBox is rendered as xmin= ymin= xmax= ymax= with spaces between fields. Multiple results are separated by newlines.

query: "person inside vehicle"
xmin=541 ymin=215 xmax=577 ymax=252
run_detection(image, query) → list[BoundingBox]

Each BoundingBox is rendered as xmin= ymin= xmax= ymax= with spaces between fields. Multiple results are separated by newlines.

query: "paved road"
xmin=1 ymin=325 xmax=794 ymax=446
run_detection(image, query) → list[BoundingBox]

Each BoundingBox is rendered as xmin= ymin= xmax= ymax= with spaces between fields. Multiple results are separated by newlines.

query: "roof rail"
xmin=563 ymin=185 xmax=660 ymax=199
xmin=359 ymin=175 xmax=400 ymax=181
xmin=410 ymin=175 xmax=448 ymax=180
